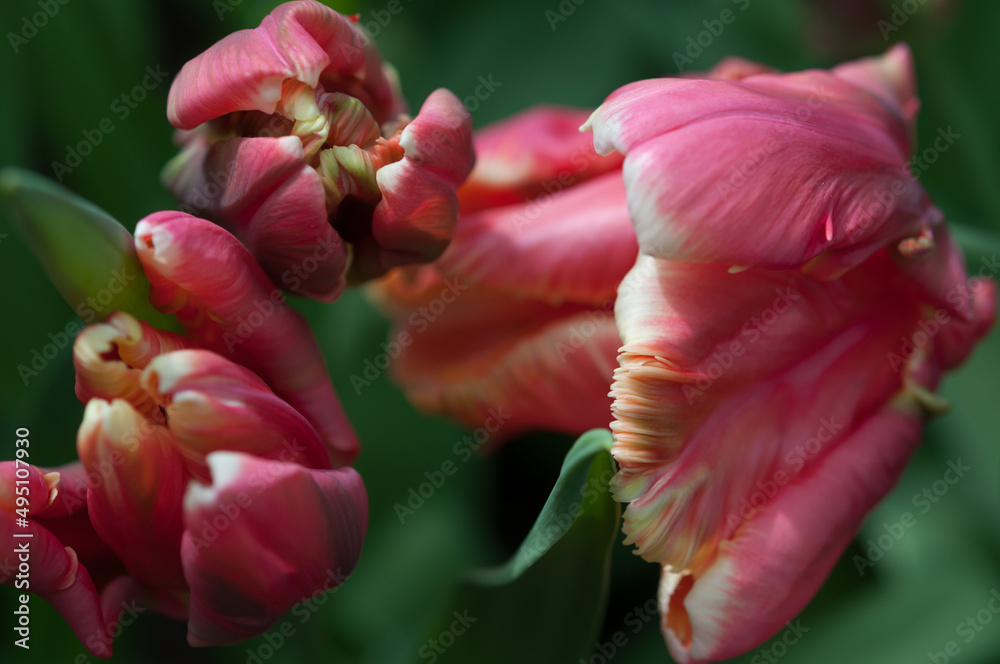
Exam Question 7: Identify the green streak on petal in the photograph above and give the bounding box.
[0,168,181,332]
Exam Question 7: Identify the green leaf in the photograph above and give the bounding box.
[421,429,620,664]
[0,167,179,332]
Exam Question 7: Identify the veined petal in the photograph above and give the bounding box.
[609,252,946,570]
[457,105,623,214]
[135,212,358,465]
[181,452,367,646]
[167,0,403,130]
[658,400,923,663]
[586,47,930,274]
[141,350,331,471]
[77,399,187,592]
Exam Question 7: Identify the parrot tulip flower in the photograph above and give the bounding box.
[164,0,475,301]
[585,43,933,280]
[591,46,998,663]
[0,462,125,658]
[73,316,368,648]
[371,105,631,437]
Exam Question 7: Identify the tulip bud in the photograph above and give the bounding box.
[0,167,179,331]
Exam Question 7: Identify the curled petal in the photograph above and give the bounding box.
[74,311,193,419]
[366,89,475,275]
[77,399,187,591]
[180,452,367,646]
[609,254,931,569]
[167,0,404,130]
[135,212,358,465]
[0,498,110,657]
[141,350,331,471]
[0,461,58,515]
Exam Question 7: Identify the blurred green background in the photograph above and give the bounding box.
[1,0,999,662]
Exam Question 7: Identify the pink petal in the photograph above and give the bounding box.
[457,105,623,214]
[167,0,403,130]
[135,212,359,466]
[76,399,188,592]
[586,47,933,275]
[385,294,621,437]
[74,311,193,420]
[0,497,110,657]
[610,251,994,662]
[830,42,918,137]
[367,89,475,273]
[141,349,331,472]
[0,460,57,515]
[371,171,635,437]
[659,401,924,663]
[180,451,367,646]
[163,136,350,302]
[433,172,635,306]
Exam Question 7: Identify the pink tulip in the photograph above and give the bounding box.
[73,317,368,647]
[371,105,631,437]
[164,0,474,301]
[595,47,997,663]
[585,44,934,279]
[0,462,125,658]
